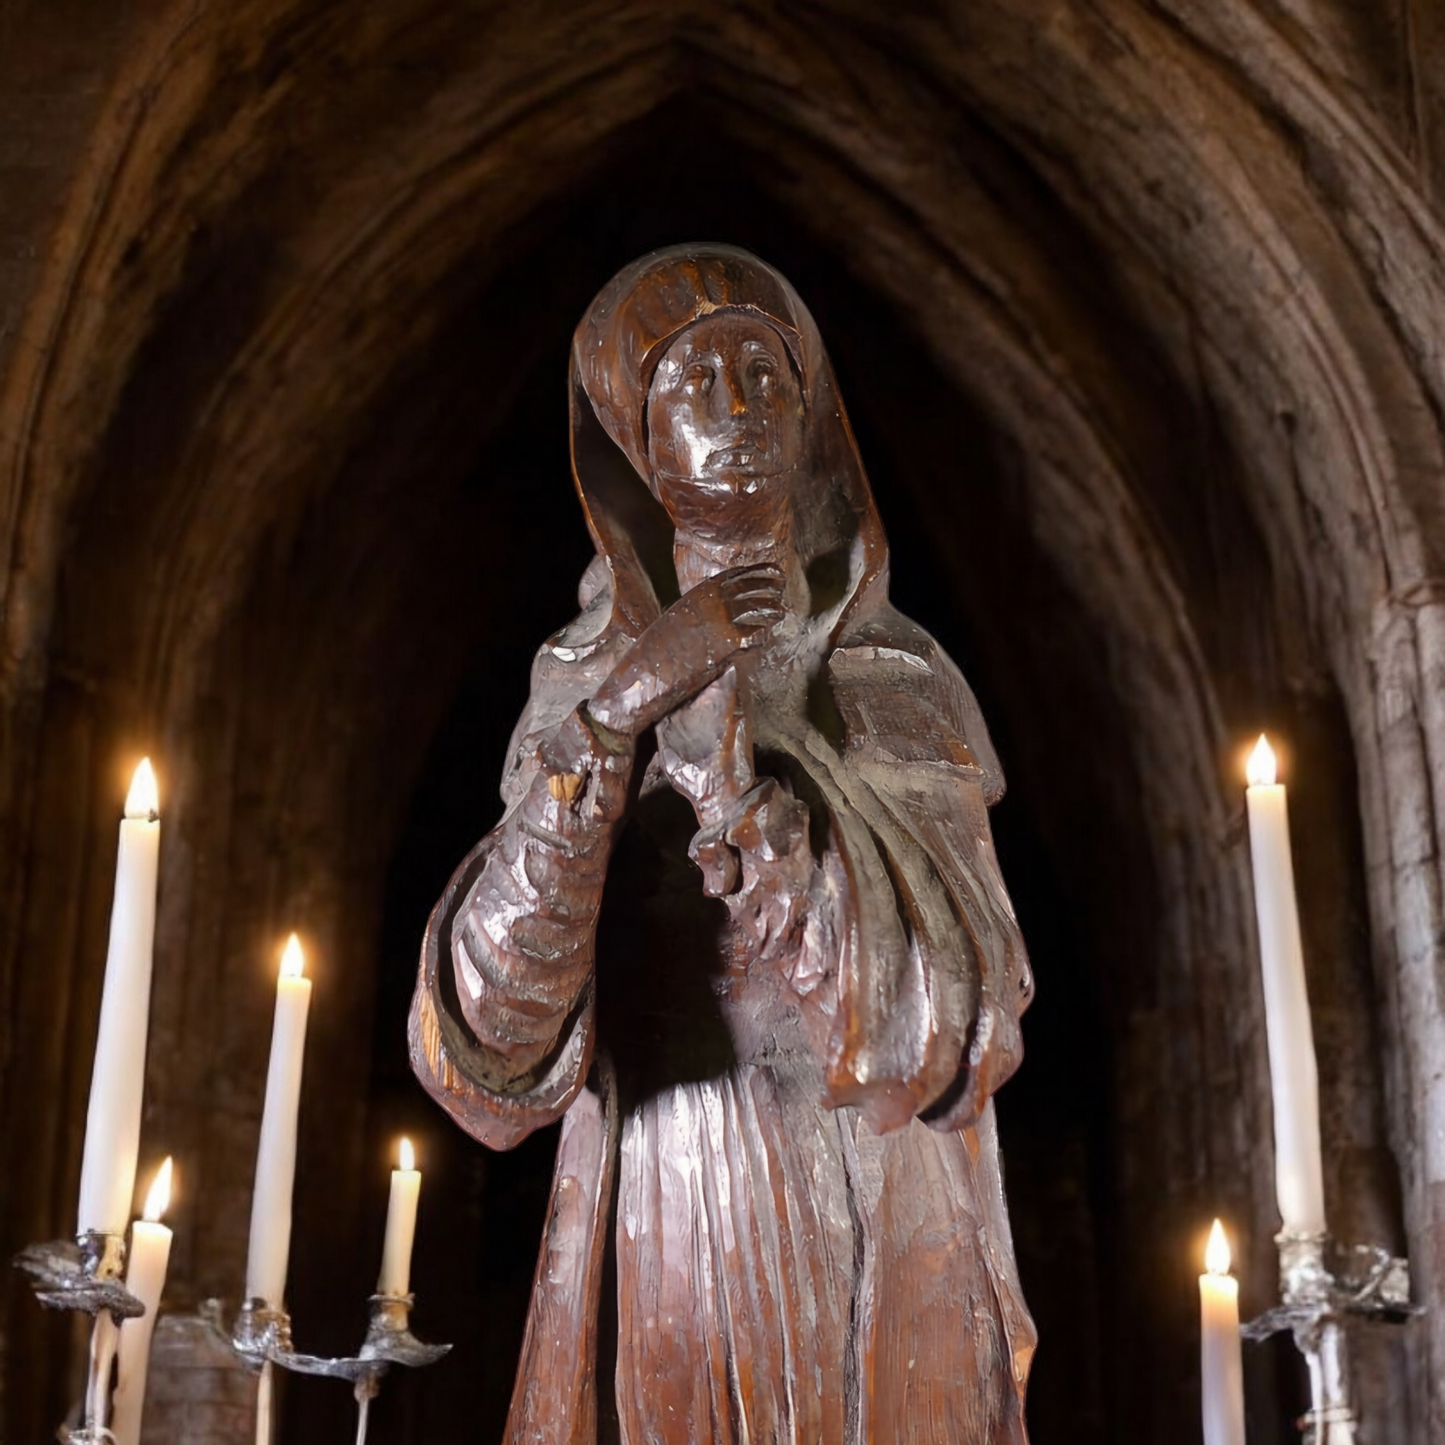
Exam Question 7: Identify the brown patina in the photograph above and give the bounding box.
[410,245,1036,1443]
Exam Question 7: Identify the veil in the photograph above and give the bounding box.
[558,244,1025,1134]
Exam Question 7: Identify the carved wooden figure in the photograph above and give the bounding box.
[410,246,1036,1443]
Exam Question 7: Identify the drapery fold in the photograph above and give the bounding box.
[410,245,1035,1442]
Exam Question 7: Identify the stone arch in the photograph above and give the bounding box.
[1,2,1440,1439]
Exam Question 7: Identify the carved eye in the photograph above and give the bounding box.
[684,364,715,395]
[749,357,776,387]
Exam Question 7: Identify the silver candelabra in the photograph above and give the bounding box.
[15,1234,449,1444]
[232,1292,450,1445]
[1243,1230,1418,1442]
[15,1231,147,1442]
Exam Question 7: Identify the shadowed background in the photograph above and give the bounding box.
[2,2,1443,1440]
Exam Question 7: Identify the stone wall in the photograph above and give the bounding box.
[2,2,1443,1439]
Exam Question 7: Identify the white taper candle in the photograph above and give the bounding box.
[1200,1220,1246,1445]
[245,934,312,1306]
[1244,735,1327,1235]
[78,759,161,1237]
[377,1136,421,1297]
[112,1158,174,1445]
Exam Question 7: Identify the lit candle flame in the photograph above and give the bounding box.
[1205,1218,1232,1276]
[125,758,159,819]
[279,933,305,979]
[143,1156,174,1223]
[1246,734,1277,788]
[399,1136,416,1172]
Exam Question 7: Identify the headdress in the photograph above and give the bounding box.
[568,243,888,640]
[563,246,1020,1132]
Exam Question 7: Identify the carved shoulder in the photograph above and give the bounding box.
[501,561,633,808]
[829,604,1004,803]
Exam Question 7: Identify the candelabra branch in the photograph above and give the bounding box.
[13,1232,148,1444]
[231,1294,450,1445]
[359,1293,452,1370]
[231,1299,294,1364]
[1243,1231,1421,1444]
[15,1234,144,1322]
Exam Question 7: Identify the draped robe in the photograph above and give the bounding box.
[410,246,1036,1443]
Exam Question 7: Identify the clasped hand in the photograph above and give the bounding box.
[587,564,785,738]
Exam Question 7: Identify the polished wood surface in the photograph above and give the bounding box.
[411,245,1035,1442]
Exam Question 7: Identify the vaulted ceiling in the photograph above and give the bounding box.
[3,2,1443,1440]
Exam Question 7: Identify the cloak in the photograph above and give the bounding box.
[411,245,1036,1443]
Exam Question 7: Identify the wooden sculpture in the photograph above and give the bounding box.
[410,245,1036,1443]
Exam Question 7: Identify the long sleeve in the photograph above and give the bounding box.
[410,578,639,1149]
[452,703,633,1078]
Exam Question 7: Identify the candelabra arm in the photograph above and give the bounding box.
[1243,1230,1421,1443]
[13,1232,147,1443]
[15,1234,144,1323]
[359,1293,451,1369]
[229,1289,450,1445]
[231,1298,294,1367]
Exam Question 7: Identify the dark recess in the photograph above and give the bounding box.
[356,121,1124,1444]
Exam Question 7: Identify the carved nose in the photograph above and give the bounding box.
[724,370,747,416]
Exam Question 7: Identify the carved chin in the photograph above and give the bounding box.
[662,469,779,506]
[654,468,797,549]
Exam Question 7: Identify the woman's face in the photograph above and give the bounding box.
[646,315,804,530]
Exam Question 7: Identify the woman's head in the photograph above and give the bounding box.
[645,313,805,539]
[570,245,887,627]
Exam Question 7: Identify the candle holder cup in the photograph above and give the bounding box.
[14,1231,148,1443]
[232,1293,450,1445]
[231,1298,296,1362]
[1243,1230,1419,1444]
